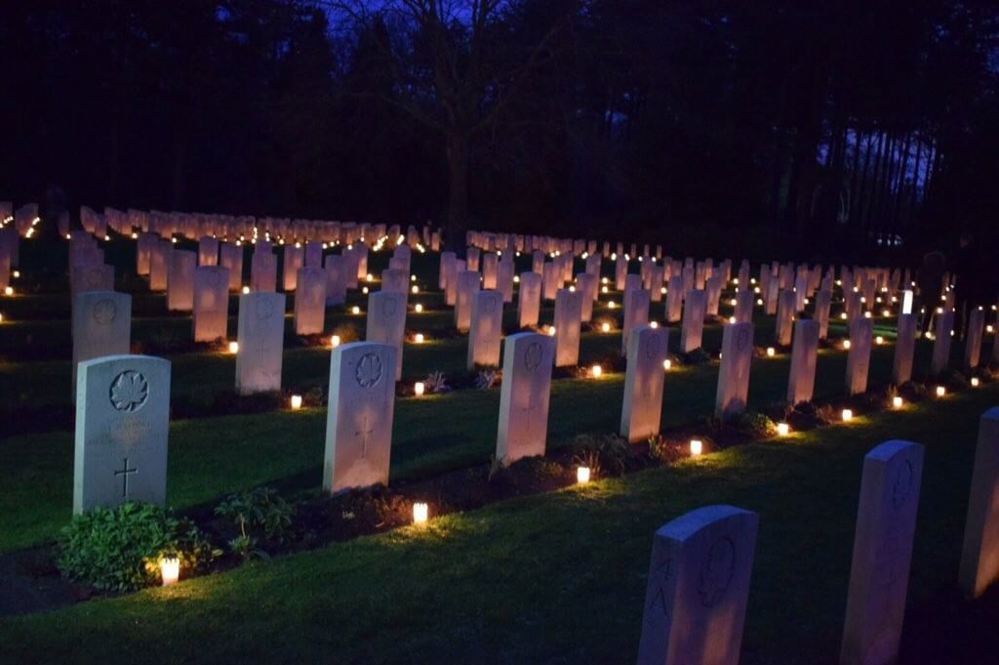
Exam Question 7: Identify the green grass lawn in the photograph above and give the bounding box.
[0,327,938,553]
[0,382,995,664]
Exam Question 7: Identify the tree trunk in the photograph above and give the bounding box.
[445,129,469,255]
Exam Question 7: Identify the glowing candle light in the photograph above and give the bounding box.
[842,409,854,422]
[414,333,425,344]
[662,359,672,371]
[362,287,369,294]
[227,341,239,354]
[411,285,419,294]
[11,270,19,278]
[242,286,250,294]
[971,377,980,387]
[290,395,303,410]
[875,336,884,345]
[3,286,13,296]
[607,301,616,309]
[576,466,591,484]
[352,306,361,315]
[414,381,425,396]
[366,274,373,282]
[690,439,703,457]
[412,502,429,525]
[935,385,946,397]
[840,312,848,320]
[987,325,994,333]
[547,325,557,337]
[728,316,736,324]
[892,396,903,409]
[601,322,611,333]
[330,334,341,348]
[160,558,180,587]
[650,321,659,329]
[776,422,790,437]
[513,275,520,283]
[843,339,851,350]
[756,298,764,306]
[591,364,603,378]
[601,286,609,294]
[766,346,775,357]
[414,303,424,313]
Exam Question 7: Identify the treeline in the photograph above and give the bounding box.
[1,0,996,262]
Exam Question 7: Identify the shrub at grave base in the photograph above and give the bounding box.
[738,411,778,437]
[58,502,215,592]
[570,433,640,477]
[214,488,296,560]
[647,434,686,465]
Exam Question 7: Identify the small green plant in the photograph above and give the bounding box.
[648,435,684,465]
[58,502,215,592]
[732,411,777,438]
[215,487,295,559]
[572,433,637,476]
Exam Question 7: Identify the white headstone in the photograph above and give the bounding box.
[623,288,651,355]
[892,314,916,385]
[366,291,407,380]
[235,293,286,394]
[496,332,555,465]
[787,319,819,405]
[959,407,999,598]
[468,289,504,369]
[637,505,759,665]
[74,355,170,514]
[293,267,327,335]
[454,270,480,333]
[680,289,707,353]
[621,325,668,443]
[554,288,583,367]
[929,309,954,375]
[251,251,277,293]
[72,291,132,392]
[517,271,542,328]
[193,266,230,342]
[846,317,873,395]
[841,440,924,665]
[965,308,985,369]
[166,249,196,312]
[323,342,397,493]
[715,322,754,418]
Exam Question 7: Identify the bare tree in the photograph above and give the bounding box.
[329,0,571,251]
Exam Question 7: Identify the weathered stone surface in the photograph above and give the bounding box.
[787,319,820,405]
[621,325,669,443]
[323,342,398,493]
[637,505,759,665]
[959,408,999,599]
[496,332,555,465]
[841,440,924,665]
[74,355,171,514]
[468,289,504,369]
[715,322,754,418]
[235,293,286,395]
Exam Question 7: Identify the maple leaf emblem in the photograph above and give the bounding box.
[355,353,383,388]
[109,371,149,412]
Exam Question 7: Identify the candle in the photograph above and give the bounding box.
[971,377,980,388]
[591,364,602,378]
[414,303,424,313]
[842,409,853,422]
[766,347,775,357]
[160,558,180,586]
[576,466,591,484]
[892,396,903,409]
[936,385,946,397]
[690,439,703,456]
[414,333,425,344]
[242,286,250,294]
[352,306,361,315]
[227,341,239,354]
[601,322,611,333]
[290,395,303,410]
[776,422,790,437]
[662,359,672,371]
[412,502,429,525]
[330,335,341,348]
[414,381,425,397]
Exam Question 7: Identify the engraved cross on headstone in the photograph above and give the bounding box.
[114,457,137,498]
[355,415,375,458]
